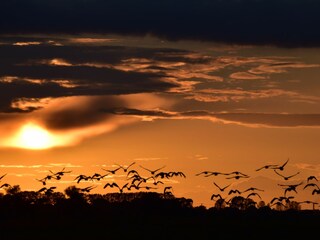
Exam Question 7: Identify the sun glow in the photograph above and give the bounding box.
[14,123,56,150]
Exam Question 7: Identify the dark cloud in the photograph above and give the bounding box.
[113,108,320,127]
[41,96,126,130]
[0,44,188,112]
[1,0,320,47]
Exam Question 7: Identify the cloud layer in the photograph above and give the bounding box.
[1,0,320,47]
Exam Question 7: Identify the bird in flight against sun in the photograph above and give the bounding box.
[213,182,231,192]
[274,170,300,181]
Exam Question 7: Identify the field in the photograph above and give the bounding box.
[0,191,319,239]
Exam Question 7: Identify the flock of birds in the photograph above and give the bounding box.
[0,158,319,210]
[24,162,185,196]
[196,158,320,210]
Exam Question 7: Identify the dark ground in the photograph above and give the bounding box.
[0,192,319,239]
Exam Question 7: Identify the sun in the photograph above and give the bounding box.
[15,123,55,150]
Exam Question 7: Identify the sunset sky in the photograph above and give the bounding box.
[0,0,319,209]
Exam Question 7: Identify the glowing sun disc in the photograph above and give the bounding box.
[15,123,54,149]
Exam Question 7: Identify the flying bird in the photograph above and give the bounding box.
[226,171,249,177]
[246,192,262,199]
[0,173,7,181]
[0,183,11,188]
[210,193,223,200]
[196,171,227,177]
[312,189,320,195]
[303,183,319,190]
[228,189,242,195]
[272,158,289,171]
[74,174,91,184]
[102,166,122,175]
[242,187,264,193]
[79,185,97,193]
[274,170,300,180]
[168,171,186,178]
[226,175,250,180]
[213,182,231,192]
[255,164,279,171]
[115,162,136,173]
[49,168,72,180]
[139,165,166,175]
[104,182,129,193]
[307,175,318,182]
[270,196,294,204]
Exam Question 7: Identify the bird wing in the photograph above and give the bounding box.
[274,170,284,177]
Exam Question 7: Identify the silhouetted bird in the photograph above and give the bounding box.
[226,171,249,177]
[255,164,279,171]
[196,171,227,177]
[79,185,97,193]
[278,182,303,195]
[272,158,289,171]
[38,186,56,194]
[270,196,294,204]
[74,174,91,184]
[115,162,136,173]
[168,171,186,178]
[0,183,11,188]
[0,173,7,181]
[228,189,242,195]
[102,166,122,175]
[90,173,109,181]
[154,172,171,179]
[303,183,319,190]
[49,168,72,180]
[242,187,264,193]
[36,175,57,185]
[246,192,262,199]
[126,169,140,178]
[139,165,166,175]
[226,175,249,180]
[211,193,223,200]
[213,182,231,192]
[164,186,173,195]
[104,182,129,193]
[274,170,300,180]
[312,189,320,195]
[307,175,318,182]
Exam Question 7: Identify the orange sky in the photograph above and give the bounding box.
[0,34,319,209]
